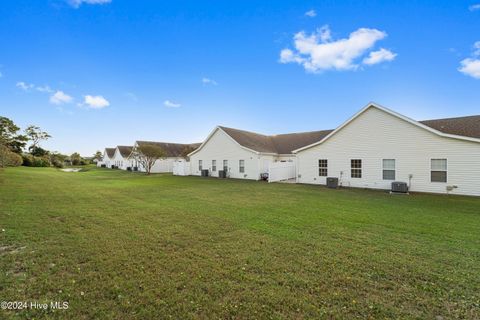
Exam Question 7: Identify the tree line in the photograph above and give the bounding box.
[0,116,101,168]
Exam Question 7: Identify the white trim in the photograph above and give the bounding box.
[293,102,480,153]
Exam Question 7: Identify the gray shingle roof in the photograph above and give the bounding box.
[117,146,133,158]
[421,115,480,139]
[219,126,333,154]
[136,141,201,157]
[105,148,116,158]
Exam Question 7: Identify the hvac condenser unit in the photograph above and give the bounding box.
[391,181,408,193]
[326,177,339,189]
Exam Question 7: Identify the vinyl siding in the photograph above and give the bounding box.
[296,107,480,196]
[190,129,262,180]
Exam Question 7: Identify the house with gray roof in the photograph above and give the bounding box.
[133,141,201,173]
[188,125,331,180]
[294,102,480,196]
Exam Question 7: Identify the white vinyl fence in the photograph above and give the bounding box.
[173,160,191,176]
[268,162,296,183]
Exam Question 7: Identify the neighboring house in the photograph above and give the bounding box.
[133,141,201,173]
[98,147,116,168]
[294,103,480,196]
[111,146,134,170]
[188,126,331,180]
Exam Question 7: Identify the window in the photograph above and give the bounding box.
[199,160,203,171]
[431,159,447,182]
[239,160,245,173]
[212,160,216,172]
[223,160,228,172]
[351,159,362,178]
[318,159,328,177]
[383,159,395,180]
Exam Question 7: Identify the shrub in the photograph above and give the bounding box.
[22,154,51,167]
[0,146,23,167]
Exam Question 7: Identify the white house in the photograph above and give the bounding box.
[111,146,134,170]
[98,147,116,168]
[133,141,200,173]
[188,126,331,180]
[294,103,480,196]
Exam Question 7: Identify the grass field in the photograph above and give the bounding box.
[1,167,479,319]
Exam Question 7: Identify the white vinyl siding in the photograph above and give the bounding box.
[383,159,395,180]
[296,106,480,196]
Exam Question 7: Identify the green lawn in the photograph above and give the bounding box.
[1,167,479,319]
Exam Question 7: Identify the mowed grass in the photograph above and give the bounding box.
[0,167,479,319]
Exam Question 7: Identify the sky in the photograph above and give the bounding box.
[0,0,479,156]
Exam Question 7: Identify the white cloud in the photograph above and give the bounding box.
[202,77,218,85]
[279,25,396,72]
[83,95,110,109]
[50,91,73,105]
[68,0,111,8]
[458,41,480,79]
[459,59,480,79]
[363,48,397,65]
[16,81,34,91]
[164,100,181,108]
[36,85,54,93]
[305,10,316,17]
[474,41,480,56]
[469,4,480,11]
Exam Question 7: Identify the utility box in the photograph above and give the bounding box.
[391,181,408,193]
[326,177,339,189]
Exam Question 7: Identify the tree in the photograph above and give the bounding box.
[0,116,28,153]
[181,145,197,160]
[133,143,166,175]
[25,125,51,151]
[93,151,103,161]
[70,152,81,166]
[0,144,22,167]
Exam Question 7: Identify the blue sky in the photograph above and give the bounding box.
[0,0,479,155]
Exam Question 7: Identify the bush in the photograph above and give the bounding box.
[21,154,34,166]
[22,154,51,167]
[0,146,23,167]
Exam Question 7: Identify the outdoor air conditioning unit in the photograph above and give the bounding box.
[201,169,209,177]
[133,166,138,171]
[127,167,132,171]
[218,170,226,178]
[101,164,106,168]
[111,165,115,169]
[326,177,339,189]
[391,181,408,194]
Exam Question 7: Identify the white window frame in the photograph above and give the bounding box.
[199,160,203,171]
[318,159,328,177]
[239,160,245,173]
[212,160,216,172]
[431,159,447,183]
[351,159,362,178]
[382,159,396,180]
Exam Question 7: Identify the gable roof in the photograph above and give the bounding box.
[135,141,201,157]
[190,126,334,156]
[105,148,116,158]
[420,115,480,139]
[116,146,133,158]
[293,102,480,153]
